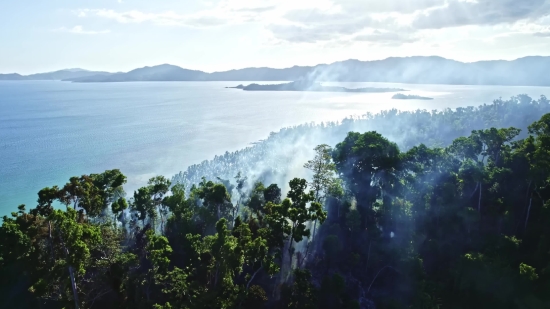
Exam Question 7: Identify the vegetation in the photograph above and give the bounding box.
[2,95,550,308]
[392,93,433,100]
[227,81,406,93]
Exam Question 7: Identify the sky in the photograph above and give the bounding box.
[2,0,550,74]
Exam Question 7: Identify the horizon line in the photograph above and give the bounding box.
[2,54,548,76]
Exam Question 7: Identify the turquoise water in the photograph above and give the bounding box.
[1,80,549,215]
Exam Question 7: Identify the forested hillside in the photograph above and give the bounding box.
[2,95,550,309]
[174,95,549,192]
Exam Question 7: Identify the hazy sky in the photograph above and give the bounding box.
[3,0,550,74]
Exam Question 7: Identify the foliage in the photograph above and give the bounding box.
[4,98,550,308]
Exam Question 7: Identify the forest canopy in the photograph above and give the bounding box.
[2,95,550,309]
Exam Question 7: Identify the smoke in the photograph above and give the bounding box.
[172,94,550,203]
[168,94,550,297]
[281,57,550,86]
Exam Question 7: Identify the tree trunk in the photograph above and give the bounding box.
[246,264,263,290]
[159,207,164,233]
[522,181,532,227]
[48,221,55,260]
[121,209,126,230]
[469,182,479,198]
[288,238,294,268]
[478,183,482,212]
[145,284,151,302]
[214,263,220,288]
[367,266,398,294]
[365,242,371,278]
[300,241,310,268]
[68,266,79,309]
[233,196,242,227]
[311,220,318,245]
[59,232,79,309]
[525,195,533,231]
[238,264,264,309]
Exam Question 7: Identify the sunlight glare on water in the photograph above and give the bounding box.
[0,80,548,214]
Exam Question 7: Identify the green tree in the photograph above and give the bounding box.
[132,186,154,227]
[304,144,337,203]
[304,144,338,250]
[111,197,128,226]
[264,184,282,204]
[148,176,171,232]
[286,269,317,309]
[333,131,400,229]
[322,235,342,269]
[285,178,327,267]
[233,172,248,224]
[90,169,127,213]
[196,178,232,232]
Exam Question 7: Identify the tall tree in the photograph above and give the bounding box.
[333,131,400,229]
[132,187,154,227]
[111,197,128,227]
[304,144,337,203]
[148,176,171,233]
[285,178,326,267]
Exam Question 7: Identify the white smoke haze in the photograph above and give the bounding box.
[172,94,550,203]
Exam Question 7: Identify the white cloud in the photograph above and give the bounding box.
[75,1,279,28]
[354,30,418,45]
[76,8,246,27]
[412,0,549,29]
[73,0,550,47]
[56,25,110,35]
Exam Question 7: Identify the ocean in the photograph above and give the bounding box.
[1,80,549,215]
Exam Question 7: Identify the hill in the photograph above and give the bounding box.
[0,73,27,80]
[5,56,550,86]
[27,69,112,80]
[66,56,550,86]
[0,69,112,81]
[67,64,208,82]
[227,81,406,92]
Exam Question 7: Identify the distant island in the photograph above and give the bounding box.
[392,93,434,100]
[0,69,112,81]
[4,56,550,86]
[227,81,406,93]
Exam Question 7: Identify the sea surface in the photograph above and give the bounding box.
[1,80,549,215]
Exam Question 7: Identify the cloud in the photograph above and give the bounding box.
[332,0,443,14]
[354,30,417,45]
[76,8,250,27]
[73,0,550,47]
[82,9,186,26]
[268,0,550,46]
[56,25,110,35]
[412,0,549,29]
[267,5,419,44]
[74,1,277,28]
[233,6,276,13]
[266,24,343,43]
[267,9,375,43]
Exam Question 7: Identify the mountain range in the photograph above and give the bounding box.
[0,68,112,81]
[3,56,550,86]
